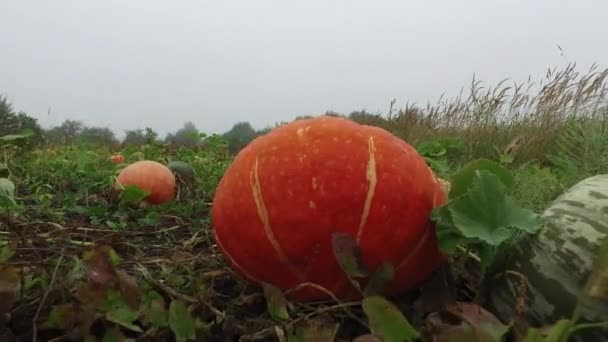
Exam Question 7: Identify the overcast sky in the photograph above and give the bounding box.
[1,0,607,138]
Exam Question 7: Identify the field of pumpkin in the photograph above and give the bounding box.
[1,114,607,342]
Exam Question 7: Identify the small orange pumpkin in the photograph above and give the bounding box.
[110,154,125,164]
[114,160,176,204]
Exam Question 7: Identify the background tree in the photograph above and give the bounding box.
[1,94,44,146]
[44,120,85,145]
[222,121,258,154]
[79,127,119,146]
[166,121,201,147]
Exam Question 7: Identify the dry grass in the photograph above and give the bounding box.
[377,62,608,163]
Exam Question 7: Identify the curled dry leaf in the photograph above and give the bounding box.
[83,245,120,288]
[424,301,510,342]
[286,314,339,342]
[331,232,370,279]
[117,270,141,310]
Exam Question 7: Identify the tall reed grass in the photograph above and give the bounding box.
[381,62,608,164]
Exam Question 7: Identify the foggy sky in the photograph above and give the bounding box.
[1,0,607,138]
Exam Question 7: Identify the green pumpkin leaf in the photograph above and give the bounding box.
[262,282,290,321]
[449,159,514,199]
[168,299,196,341]
[362,296,420,342]
[106,305,142,333]
[364,262,394,297]
[118,185,150,205]
[434,170,542,254]
[141,289,168,328]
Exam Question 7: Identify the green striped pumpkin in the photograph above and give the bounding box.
[488,174,608,338]
[167,160,195,183]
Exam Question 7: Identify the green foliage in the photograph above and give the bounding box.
[262,282,290,321]
[548,119,608,187]
[433,161,542,274]
[222,121,259,154]
[511,162,562,212]
[0,178,15,205]
[362,296,420,342]
[415,137,466,177]
[168,299,196,341]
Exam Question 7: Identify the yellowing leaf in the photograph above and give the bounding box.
[287,316,339,342]
[262,282,290,321]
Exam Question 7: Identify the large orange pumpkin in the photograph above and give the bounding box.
[114,160,176,204]
[211,116,447,302]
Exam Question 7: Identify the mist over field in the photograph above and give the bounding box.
[1,0,607,138]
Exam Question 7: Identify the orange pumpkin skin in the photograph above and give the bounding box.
[211,116,447,302]
[114,160,176,204]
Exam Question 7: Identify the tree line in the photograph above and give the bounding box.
[1,94,395,155]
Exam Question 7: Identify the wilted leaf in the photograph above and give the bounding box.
[287,316,339,342]
[83,245,119,287]
[262,282,290,321]
[362,296,420,342]
[117,271,141,310]
[364,262,394,297]
[331,232,369,279]
[433,170,542,253]
[449,159,513,199]
[434,302,511,342]
[74,282,110,308]
[169,299,196,341]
